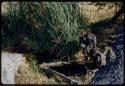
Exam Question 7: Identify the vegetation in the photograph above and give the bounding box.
[2,2,82,60]
[15,54,58,84]
[2,1,123,84]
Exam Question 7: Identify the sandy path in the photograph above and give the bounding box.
[1,51,25,84]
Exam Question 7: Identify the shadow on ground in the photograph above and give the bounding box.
[49,62,99,76]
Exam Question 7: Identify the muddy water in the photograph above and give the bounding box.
[49,62,99,76]
[50,63,87,76]
[91,25,124,85]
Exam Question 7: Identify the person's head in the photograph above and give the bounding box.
[86,29,91,34]
[80,30,86,37]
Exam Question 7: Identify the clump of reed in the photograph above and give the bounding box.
[2,2,83,59]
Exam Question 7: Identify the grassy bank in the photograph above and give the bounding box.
[15,54,58,84]
[2,2,83,60]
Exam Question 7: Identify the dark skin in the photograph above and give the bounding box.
[89,49,101,68]
[80,30,97,64]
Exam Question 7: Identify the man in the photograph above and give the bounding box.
[88,49,102,68]
[80,30,87,55]
[86,30,97,52]
[80,29,97,64]
[80,30,88,63]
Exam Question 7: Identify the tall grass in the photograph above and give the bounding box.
[44,2,81,58]
[2,2,82,60]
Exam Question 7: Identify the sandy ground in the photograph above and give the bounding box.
[1,51,25,84]
[2,2,118,23]
[15,59,56,84]
[1,51,57,84]
[1,2,9,15]
[1,50,97,84]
